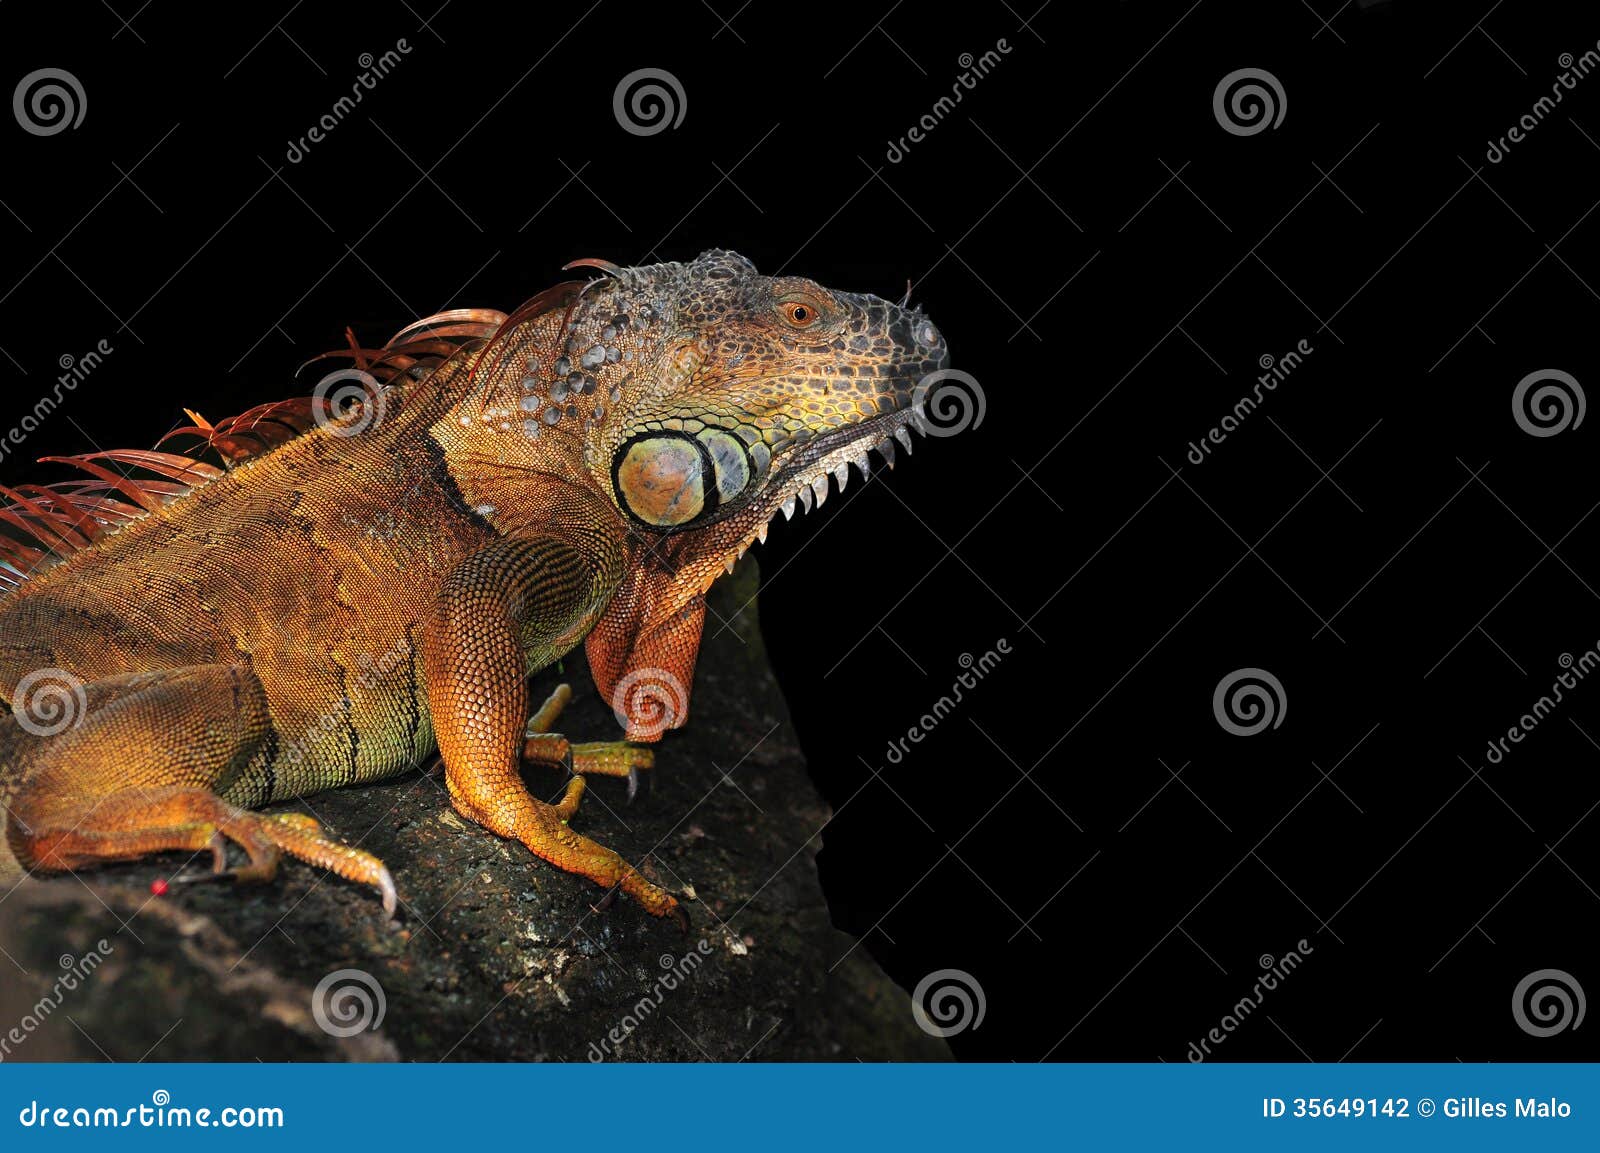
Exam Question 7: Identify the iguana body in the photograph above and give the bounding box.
[0,251,947,925]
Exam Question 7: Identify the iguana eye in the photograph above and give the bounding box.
[781,300,821,328]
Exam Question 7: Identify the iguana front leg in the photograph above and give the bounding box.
[421,537,683,926]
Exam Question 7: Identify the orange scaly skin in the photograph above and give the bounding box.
[0,250,949,925]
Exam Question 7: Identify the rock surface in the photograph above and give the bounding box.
[0,562,946,1062]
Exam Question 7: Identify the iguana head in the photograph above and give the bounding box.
[442,249,950,738]
[576,249,947,585]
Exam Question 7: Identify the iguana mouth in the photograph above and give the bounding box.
[714,405,926,574]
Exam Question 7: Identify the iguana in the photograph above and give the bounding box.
[0,250,947,927]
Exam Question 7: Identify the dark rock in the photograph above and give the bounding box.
[0,561,946,1062]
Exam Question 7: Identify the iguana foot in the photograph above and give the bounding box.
[223,809,398,918]
[449,772,685,930]
[523,683,656,802]
[18,788,395,916]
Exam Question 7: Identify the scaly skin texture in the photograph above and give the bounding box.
[0,250,948,925]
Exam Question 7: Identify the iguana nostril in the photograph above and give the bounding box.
[888,308,941,351]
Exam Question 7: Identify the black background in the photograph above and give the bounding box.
[3,0,1599,1061]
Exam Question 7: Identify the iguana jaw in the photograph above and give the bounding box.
[702,404,926,581]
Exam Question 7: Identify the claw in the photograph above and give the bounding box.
[170,868,239,888]
[376,865,398,918]
[591,882,622,913]
[626,766,640,805]
[526,684,573,736]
